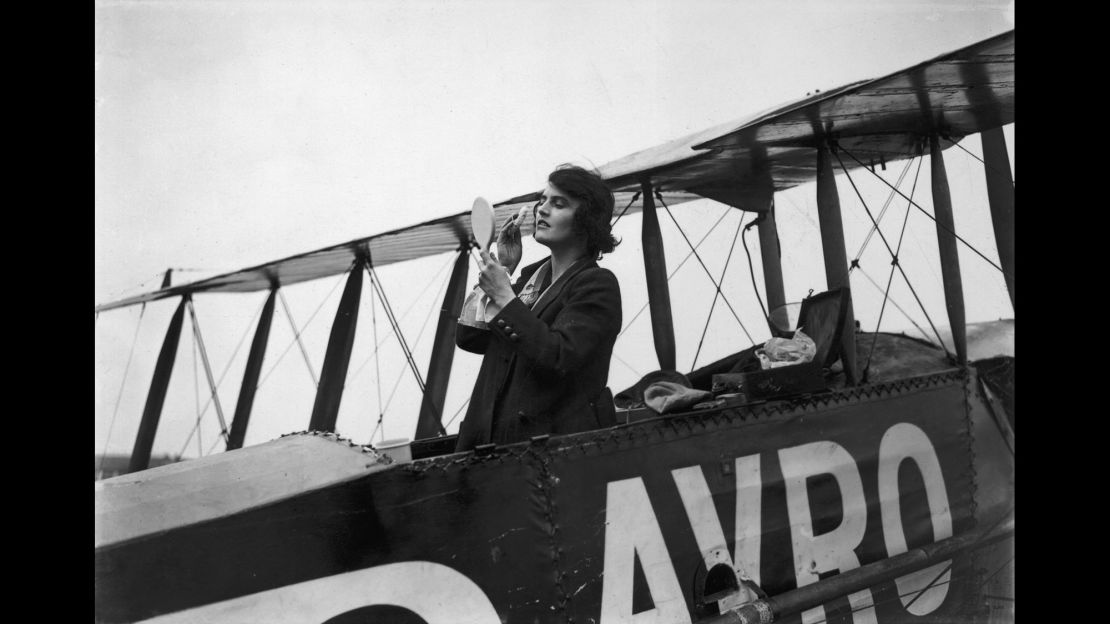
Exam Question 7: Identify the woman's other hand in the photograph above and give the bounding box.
[496,206,529,274]
[478,249,516,313]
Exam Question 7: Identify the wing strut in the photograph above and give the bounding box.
[415,247,469,440]
[308,259,364,432]
[128,296,187,473]
[928,135,968,365]
[640,178,676,371]
[227,287,277,450]
[816,145,860,384]
[981,127,1015,310]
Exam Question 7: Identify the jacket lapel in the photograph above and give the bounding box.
[531,258,596,318]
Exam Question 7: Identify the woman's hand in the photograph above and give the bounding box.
[495,206,529,275]
[478,248,516,313]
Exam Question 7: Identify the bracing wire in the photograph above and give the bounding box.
[369,267,385,443]
[185,300,230,443]
[610,191,641,228]
[177,295,266,457]
[279,290,321,388]
[191,324,203,457]
[612,352,644,379]
[364,257,452,442]
[833,152,951,359]
[865,154,925,374]
[257,271,347,388]
[618,205,732,338]
[367,265,426,392]
[443,397,471,430]
[349,252,456,379]
[856,267,932,343]
[658,195,754,344]
[377,275,445,416]
[98,303,147,476]
[692,211,747,369]
[941,135,1016,185]
[851,157,915,265]
[840,147,1008,278]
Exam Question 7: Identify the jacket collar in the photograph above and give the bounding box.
[530,256,596,317]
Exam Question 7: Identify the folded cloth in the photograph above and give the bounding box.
[643,381,714,414]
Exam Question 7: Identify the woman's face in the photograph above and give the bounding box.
[533,182,582,250]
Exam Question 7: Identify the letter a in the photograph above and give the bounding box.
[600,477,691,624]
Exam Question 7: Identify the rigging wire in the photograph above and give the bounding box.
[851,157,916,264]
[617,205,732,339]
[185,299,230,444]
[611,352,644,379]
[349,252,456,379]
[177,295,266,457]
[855,267,932,343]
[840,147,1009,278]
[377,274,444,416]
[740,212,768,326]
[279,290,321,388]
[864,154,925,375]
[692,211,747,369]
[367,265,426,392]
[443,397,471,430]
[369,266,385,443]
[363,256,452,443]
[941,135,1016,186]
[191,324,203,457]
[98,303,147,476]
[610,191,641,228]
[257,271,347,388]
[833,151,952,359]
[657,195,754,344]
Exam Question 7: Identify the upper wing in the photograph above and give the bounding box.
[96,30,1013,312]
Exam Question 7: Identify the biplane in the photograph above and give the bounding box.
[94,29,1014,624]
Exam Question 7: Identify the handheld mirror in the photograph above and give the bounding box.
[471,196,496,254]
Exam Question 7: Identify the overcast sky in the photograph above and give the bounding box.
[95,0,1015,460]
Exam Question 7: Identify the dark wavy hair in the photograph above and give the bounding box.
[545,164,620,259]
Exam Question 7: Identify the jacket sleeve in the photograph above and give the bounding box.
[488,268,622,376]
[455,322,491,354]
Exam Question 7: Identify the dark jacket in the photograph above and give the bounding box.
[455,257,621,451]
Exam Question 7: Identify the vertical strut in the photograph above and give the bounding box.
[309,258,365,432]
[757,198,787,333]
[227,287,278,450]
[816,145,860,384]
[980,127,1015,310]
[415,248,469,439]
[929,135,968,365]
[128,297,187,473]
[640,178,676,370]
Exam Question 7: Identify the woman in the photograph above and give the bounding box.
[455,165,622,451]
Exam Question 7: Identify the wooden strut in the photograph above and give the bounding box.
[757,198,787,333]
[816,145,860,384]
[227,288,278,450]
[929,134,968,365]
[702,518,1014,624]
[640,177,677,371]
[980,127,1015,311]
[415,247,469,439]
[308,257,365,432]
[128,297,187,473]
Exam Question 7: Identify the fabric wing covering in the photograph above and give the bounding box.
[96,30,1012,313]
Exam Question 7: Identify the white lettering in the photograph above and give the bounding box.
[779,441,877,624]
[878,423,953,615]
[672,456,761,610]
[136,561,500,624]
[600,477,691,624]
